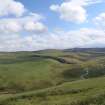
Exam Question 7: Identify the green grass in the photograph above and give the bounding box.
[0,49,105,104]
[1,76,105,105]
[0,59,64,91]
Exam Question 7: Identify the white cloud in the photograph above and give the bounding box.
[50,3,86,23]
[64,0,103,6]
[0,13,47,33]
[93,12,105,30]
[0,0,26,17]
[0,20,22,33]
[50,0,103,23]
[0,28,105,51]
[24,21,47,32]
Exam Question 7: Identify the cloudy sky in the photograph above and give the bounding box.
[0,0,105,51]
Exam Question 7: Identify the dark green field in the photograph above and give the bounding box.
[0,48,105,105]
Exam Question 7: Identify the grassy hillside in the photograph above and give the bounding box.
[1,76,105,105]
[0,48,105,104]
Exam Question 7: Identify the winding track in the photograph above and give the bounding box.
[81,68,89,79]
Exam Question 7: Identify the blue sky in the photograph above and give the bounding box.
[16,0,105,30]
[0,0,105,51]
[16,0,63,30]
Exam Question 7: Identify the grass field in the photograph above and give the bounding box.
[0,48,105,105]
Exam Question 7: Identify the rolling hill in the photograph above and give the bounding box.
[0,48,105,105]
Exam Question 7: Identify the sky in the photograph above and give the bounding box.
[0,0,105,51]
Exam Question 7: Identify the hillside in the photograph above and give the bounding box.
[0,48,105,104]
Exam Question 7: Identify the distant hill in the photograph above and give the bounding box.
[64,48,105,53]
